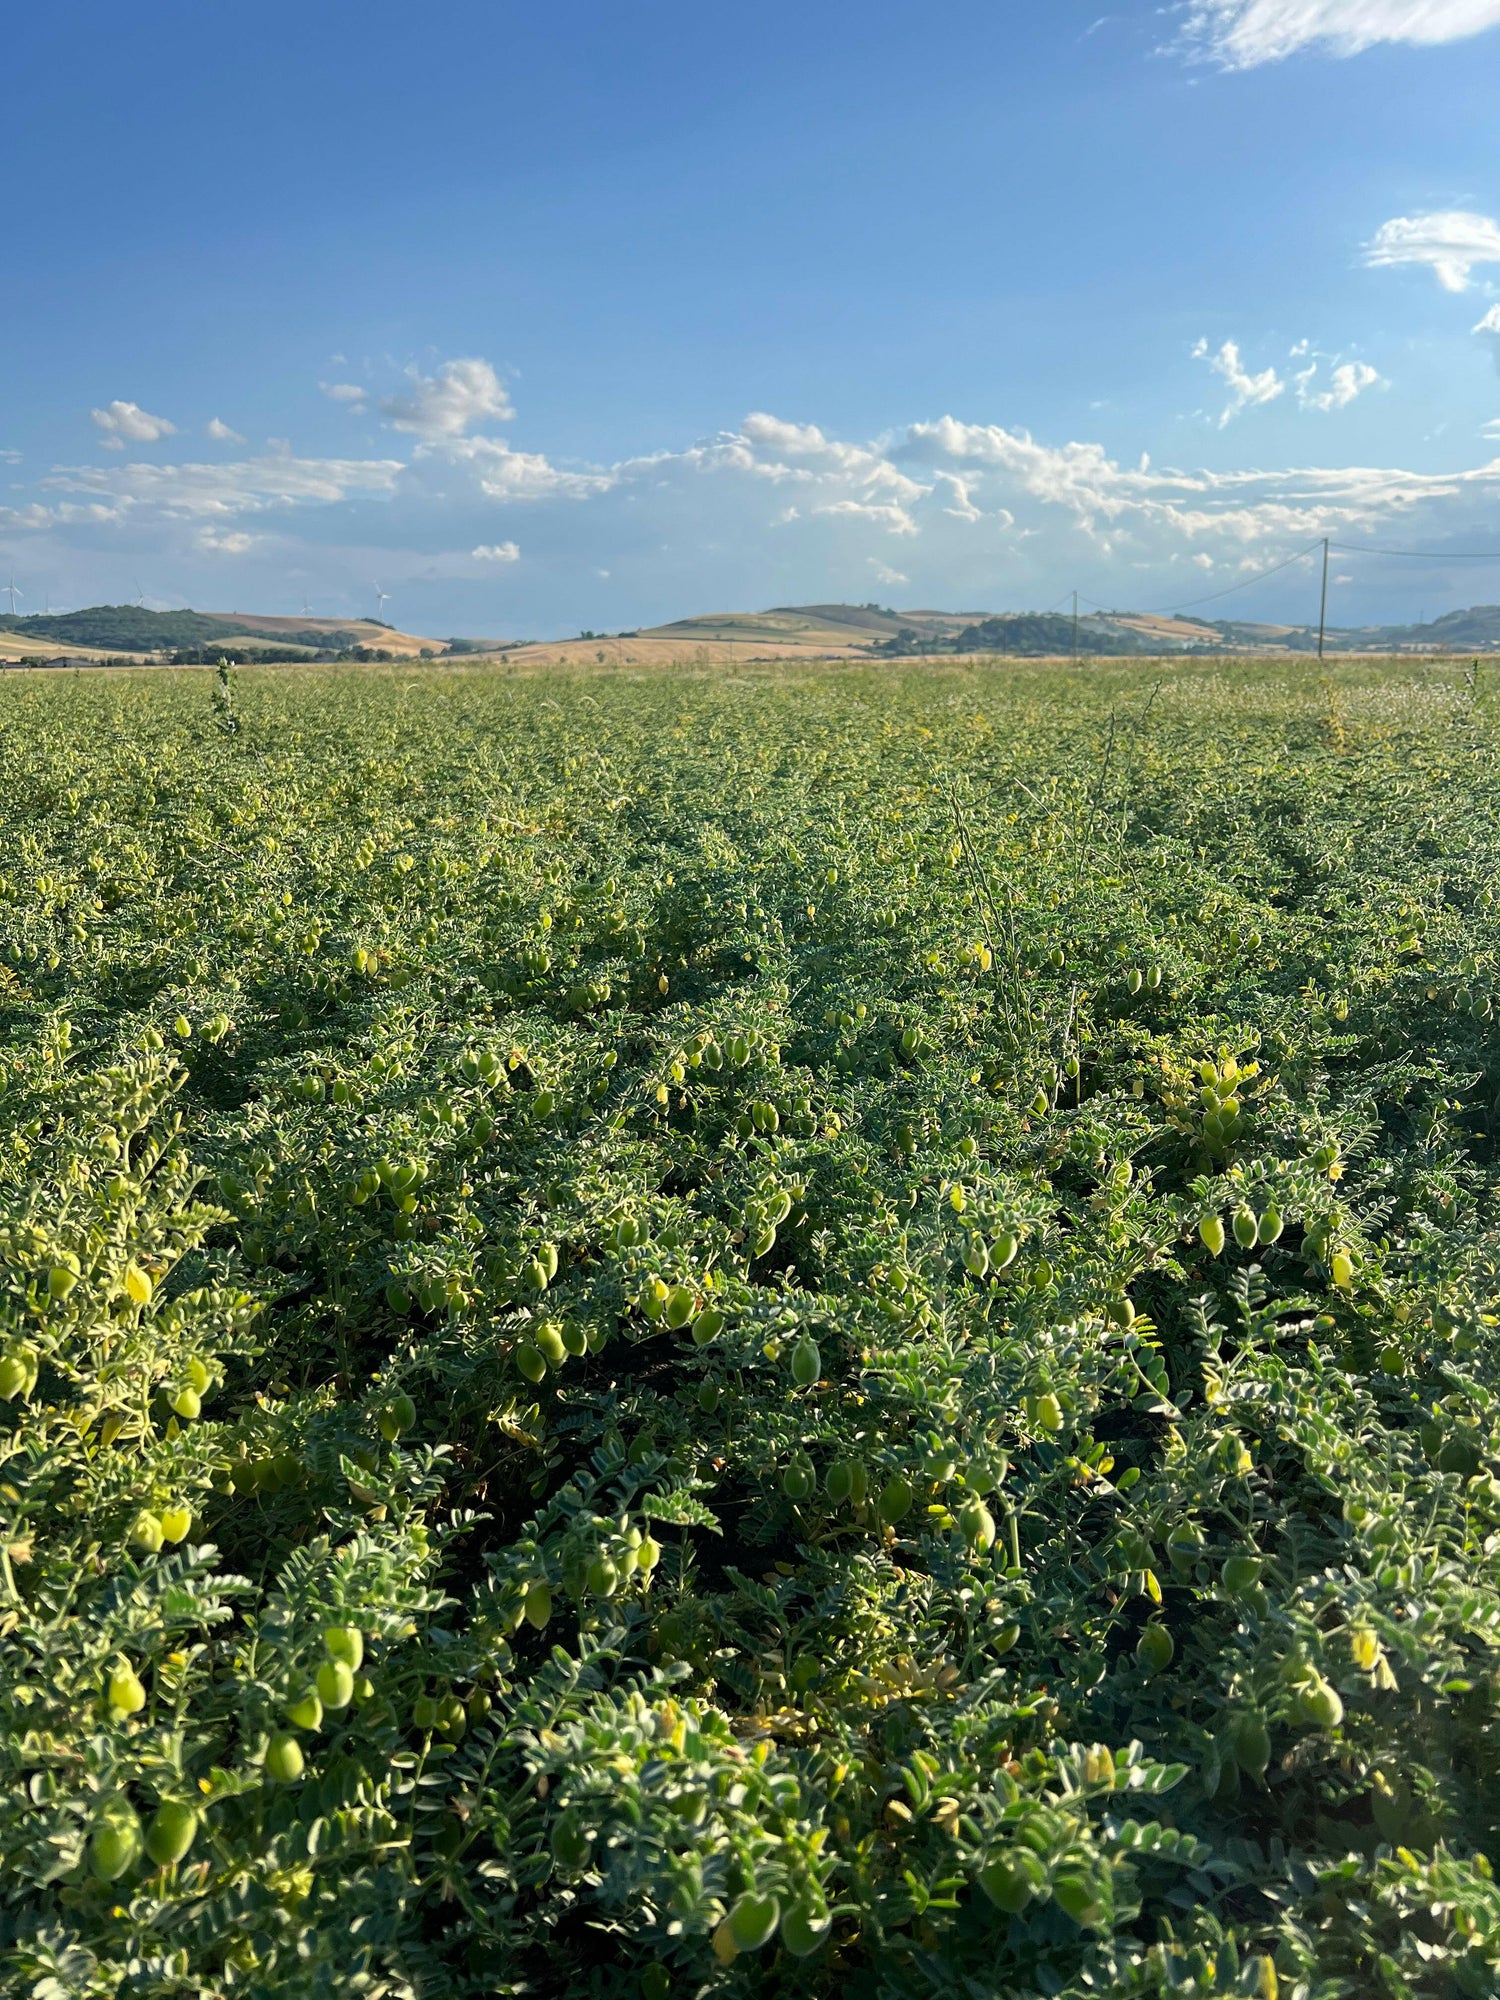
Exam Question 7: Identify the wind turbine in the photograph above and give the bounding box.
[133,578,146,609]
[3,577,19,616]
[373,580,391,622]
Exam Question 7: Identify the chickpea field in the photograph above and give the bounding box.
[8,655,1500,2000]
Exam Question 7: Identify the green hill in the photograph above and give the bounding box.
[0,606,419,657]
[12,598,1500,667]
[0,606,362,654]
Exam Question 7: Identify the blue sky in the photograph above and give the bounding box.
[5,0,1500,637]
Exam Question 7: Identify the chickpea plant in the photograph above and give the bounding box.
[3,652,1500,1999]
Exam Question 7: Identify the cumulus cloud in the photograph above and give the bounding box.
[736,413,928,502]
[934,472,983,521]
[0,499,125,531]
[1364,211,1500,292]
[320,382,368,407]
[206,418,245,443]
[43,452,404,519]
[1192,339,1286,425]
[1474,304,1500,372]
[38,408,1500,580]
[1198,338,1384,427]
[813,499,919,535]
[438,436,612,502]
[892,413,1500,564]
[1177,0,1500,68]
[19,367,1500,628]
[1297,359,1384,410]
[378,359,512,438]
[90,400,177,448]
[740,412,874,472]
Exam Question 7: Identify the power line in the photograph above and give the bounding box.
[1031,534,1495,639]
[1330,541,1500,560]
[1042,548,1322,623]
[1086,537,1499,626]
[1129,540,1325,616]
[1317,536,1329,661]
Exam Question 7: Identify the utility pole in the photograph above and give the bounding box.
[1316,538,1329,660]
[1071,590,1079,661]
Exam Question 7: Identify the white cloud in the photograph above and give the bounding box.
[0,499,125,531]
[20,362,1500,629]
[426,434,614,502]
[736,413,928,502]
[1205,340,1382,425]
[1298,359,1384,410]
[206,418,246,443]
[1177,0,1500,68]
[740,412,873,472]
[934,471,983,521]
[321,382,368,407]
[894,413,1500,561]
[1192,338,1285,425]
[90,400,177,449]
[378,358,512,439]
[43,452,404,519]
[1365,211,1500,292]
[1474,304,1500,372]
[813,499,919,535]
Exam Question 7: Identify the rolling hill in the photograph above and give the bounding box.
[5,599,1500,671]
[0,606,449,661]
[635,602,1500,659]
